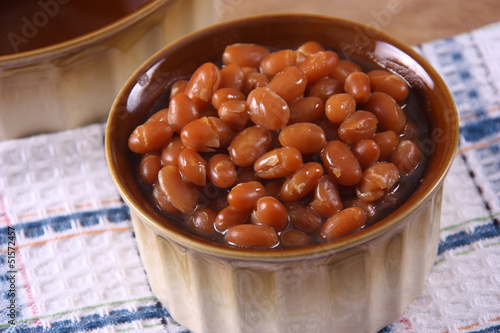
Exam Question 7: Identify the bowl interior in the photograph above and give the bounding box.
[106,14,459,260]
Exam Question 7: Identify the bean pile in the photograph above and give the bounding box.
[128,41,428,249]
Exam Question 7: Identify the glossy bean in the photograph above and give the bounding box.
[309,175,343,217]
[338,110,378,145]
[260,49,298,77]
[205,116,237,148]
[161,136,184,166]
[330,59,361,82]
[278,122,326,154]
[184,62,221,111]
[211,87,246,111]
[325,93,356,124]
[373,130,399,160]
[368,69,409,103]
[251,196,288,231]
[319,207,367,242]
[344,71,371,104]
[170,79,187,98]
[308,77,344,103]
[152,183,180,215]
[279,229,311,248]
[352,139,381,170]
[356,162,400,202]
[390,139,423,176]
[242,71,269,95]
[298,50,339,84]
[364,92,406,132]
[254,147,303,179]
[225,224,278,249]
[219,63,245,90]
[320,140,362,186]
[297,41,325,55]
[222,43,270,68]
[177,147,206,186]
[227,181,266,211]
[147,107,169,123]
[157,165,198,213]
[180,117,220,152]
[280,162,324,202]
[218,100,249,128]
[267,66,307,103]
[168,92,199,133]
[187,207,217,236]
[206,154,237,188]
[128,121,174,154]
[289,96,325,124]
[214,205,250,232]
[228,125,272,167]
[286,202,322,234]
[247,87,290,130]
[138,152,162,185]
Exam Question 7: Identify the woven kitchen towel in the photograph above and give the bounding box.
[1,22,500,333]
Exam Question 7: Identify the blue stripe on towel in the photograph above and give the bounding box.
[438,221,500,255]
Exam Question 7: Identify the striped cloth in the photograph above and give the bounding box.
[1,22,500,333]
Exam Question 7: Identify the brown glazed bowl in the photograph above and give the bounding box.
[0,0,197,141]
[106,14,458,333]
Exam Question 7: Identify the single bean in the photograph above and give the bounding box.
[211,87,246,111]
[278,122,326,154]
[286,202,322,234]
[367,69,409,103]
[309,175,343,217]
[152,183,180,215]
[222,43,270,68]
[247,87,290,130]
[168,92,199,133]
[280,229,311,248]
[225,224,278,249]
[177,147,206,186]
[242,71,269,95]
[251,196,288,231]
[320,140,362,186]
[364,92,406,132]
[356,162,400,202]
[254,147,303,179]
[206,116,237,148]
[319,207,367,242]
[206,154,237,188]
[338,110,378,145]
[187,207,217,236]
[308,77,344,103]
[330,59,361,82]
[260,49,298,77]
[373,130,399,160]
[325,93,356,124]
[170,79,187,98]
[280,162,324,202]
[344,71,371,104]
[298,50,339,84]
[352,139,381,170]
[400,122,419,140]
[390,140,423,176]
[218,100,249,128]
[180,117,220,152]
[161,136,184,166]
[184,62,221,111]
[343,197,377,221]
[266,66,307,103]
[138,152,162,185]
[157,165,198,213]
[297,41,325,55]
[289,96,325,124]
[227,181,266,211]
[128,121,174,154]
[219,63,245,90]
[214,205,250,232]
[228,125,272,167]
[147,108,169,123]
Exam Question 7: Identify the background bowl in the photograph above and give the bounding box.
[0,0,202,141]
[106,14,459,333]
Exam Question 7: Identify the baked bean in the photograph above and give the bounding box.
[330,59,361,82]
[390,139,423,176]
[338,110,378,145]
[225,224,278,249]
[187,207,217,236]
[343,198,377,221]
[128,121,174,154]
[180,117,220,152]
[206,154,237,188]
[352,139,380,170]
[247,87,290,130]
[152,183,180,215]
[264,180,283,198]
[254,147,303,179]
[308,77,344,103]
[242,71,269,95]
[316,117,340,141]
[228,125,272,167]
[177,147,206,186]
[321,140,362,186]
[400,122,419,140]
[168,93,199,133]
[289,96,325,124]
[219,63,245,90]
[170,79,187,98]
[139,152,162,185]
[298,50,339,84]
[161,136,184,166]
[280,162,324,202]
[297,41,325,55]
[364,92,406,132]
[367,69,409,103]
[319,207,366,242]
[266,66,307,103]
[214,205,250,232]
[222,43,270,68]
[325,93,356,124]
[260,49,298,77]
[278,122,326,154]
[251,196,288,231]
[356,162,399,202]
[218,100,249,128]
[147,108,169,123]
[206,116,237,148]
[280,229,311,248]
[309,175,343,217]
[373,130,399,160]
[184,62,221,111]
[212,87,246,111]
[344,71,371,104]
[227,181,266,211]
[158,165,198,213]
[286,202,322,234]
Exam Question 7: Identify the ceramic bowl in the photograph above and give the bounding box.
[105,14,459,333]
[0,0,199,141]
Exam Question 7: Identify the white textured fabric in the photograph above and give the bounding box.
[1,22,500,333]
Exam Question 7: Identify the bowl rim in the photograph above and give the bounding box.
[106,13,459,262]
[0,0,173,66]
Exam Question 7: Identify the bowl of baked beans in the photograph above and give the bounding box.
[106,14,458,333]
